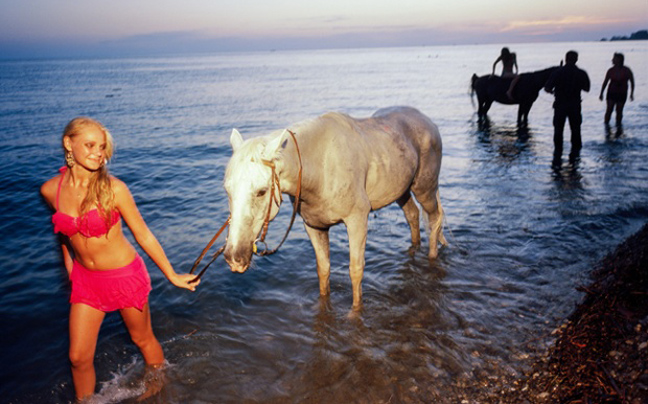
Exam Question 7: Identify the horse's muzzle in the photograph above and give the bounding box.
[224,244,251,273]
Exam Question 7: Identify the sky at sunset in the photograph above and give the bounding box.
[1,0,646,58]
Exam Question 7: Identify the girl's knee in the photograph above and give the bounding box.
[69,349,94,370]
[127,329,160,358]
[132,334,165,365]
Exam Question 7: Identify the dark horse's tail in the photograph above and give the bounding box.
[471,74,479,91]
[470,73,479,108]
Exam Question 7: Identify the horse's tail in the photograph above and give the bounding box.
[470,74,479,108]
[471,74,479,93]
[433,189,448,246]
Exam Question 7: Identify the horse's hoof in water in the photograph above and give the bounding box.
[317,296,333,312]
[347,305,363,320]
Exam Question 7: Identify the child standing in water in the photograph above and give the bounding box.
[40,117,199,401]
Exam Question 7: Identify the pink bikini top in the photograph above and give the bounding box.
[51,167,120,238]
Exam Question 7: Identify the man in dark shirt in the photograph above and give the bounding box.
[544,51,591,160]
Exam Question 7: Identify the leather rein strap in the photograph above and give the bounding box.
[256,129,303,256]
[188,217,230,283]
[189,129,303,282]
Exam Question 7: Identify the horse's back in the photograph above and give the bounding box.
[299,106,441,175]
[309,107,438,154]
[297,107,441,211]
[370,106,441,151]
[474,75,516,104]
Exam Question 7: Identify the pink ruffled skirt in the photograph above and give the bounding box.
[70,254,152,312]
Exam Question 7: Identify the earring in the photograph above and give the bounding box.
[65,151,75,167]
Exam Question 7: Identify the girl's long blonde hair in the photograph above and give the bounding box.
[63,117,116,227]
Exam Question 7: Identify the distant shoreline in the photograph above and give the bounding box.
[601,29,648,41]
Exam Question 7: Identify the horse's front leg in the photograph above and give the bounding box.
[517,105,527,126]
[344,212,369,311]
[304,223,331,297]
[518,103,531,126]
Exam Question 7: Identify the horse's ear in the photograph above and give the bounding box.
[230,129,244,151]
[265,129,289,158]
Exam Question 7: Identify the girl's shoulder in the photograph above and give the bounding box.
[40,172,64,206]
[110,175,133,200]
[109,175,127,190]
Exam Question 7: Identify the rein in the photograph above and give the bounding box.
[189,129,303,283]
[256,129,303,256]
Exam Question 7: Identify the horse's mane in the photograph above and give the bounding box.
[519,66,559,87]
[286,112,354,143]
[527,66,559,75]
[225,136,270,184]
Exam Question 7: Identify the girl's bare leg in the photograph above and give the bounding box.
[69,303,105,401]
[120,303,164,366]
[121,303,166,400]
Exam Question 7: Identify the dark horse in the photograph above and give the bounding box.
[471,67,558,125]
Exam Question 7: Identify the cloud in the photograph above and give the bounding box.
[500,15,634,35]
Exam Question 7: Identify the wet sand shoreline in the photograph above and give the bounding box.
[459,223,648,403]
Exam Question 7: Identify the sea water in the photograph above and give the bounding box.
[1,41,647,403]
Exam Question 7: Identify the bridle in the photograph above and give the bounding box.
[189,130,303,283]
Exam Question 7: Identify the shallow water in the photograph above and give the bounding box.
[1,41,647,403]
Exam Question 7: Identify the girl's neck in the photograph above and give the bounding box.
[67,165,93,188]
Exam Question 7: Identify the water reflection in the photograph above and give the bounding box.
[301,255,466,403]
[605,122,624,141]
[551,146,581,172]
[551,153,583,192]
[473,116,533,163]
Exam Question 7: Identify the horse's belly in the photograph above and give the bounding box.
[366,160,416,210]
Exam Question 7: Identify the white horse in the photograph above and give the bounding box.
[223,106,446,310]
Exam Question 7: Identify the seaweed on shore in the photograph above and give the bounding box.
[507,223,648,404]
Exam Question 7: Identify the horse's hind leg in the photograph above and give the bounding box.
[412,186,447,260]
[397,191,421,250]
[518,103,531,126]
[344,210,369,311]
[411,130,446,259]
[476,95,489,119]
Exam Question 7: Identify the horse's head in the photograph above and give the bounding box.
[223,128,288,273]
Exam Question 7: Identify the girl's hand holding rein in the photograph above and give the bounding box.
[169,272,200,291]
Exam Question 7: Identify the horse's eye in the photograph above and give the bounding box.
[257,189,267,197]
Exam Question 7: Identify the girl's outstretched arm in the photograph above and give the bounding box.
[113,178,199,291]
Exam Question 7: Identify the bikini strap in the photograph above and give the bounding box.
[55,166,67,210]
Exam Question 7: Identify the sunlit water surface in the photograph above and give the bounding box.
[1,41,647,403]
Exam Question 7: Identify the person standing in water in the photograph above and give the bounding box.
[544,50,591,160]
[599,52,635,126]
[40,117,199,401]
